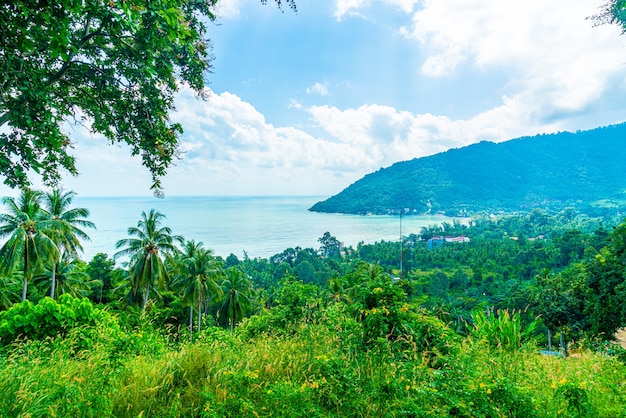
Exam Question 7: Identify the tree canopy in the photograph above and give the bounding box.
[593,1,626,31]
[0,0,295,195]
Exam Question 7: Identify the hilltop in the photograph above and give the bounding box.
[310,123,626,215]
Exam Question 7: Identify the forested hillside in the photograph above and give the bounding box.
[310,123,626,216]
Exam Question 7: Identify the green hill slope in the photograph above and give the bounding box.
[310,123,626,215]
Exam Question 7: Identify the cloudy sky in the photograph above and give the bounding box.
[5,0,626,198]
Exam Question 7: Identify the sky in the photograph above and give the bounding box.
[4,0,626,198]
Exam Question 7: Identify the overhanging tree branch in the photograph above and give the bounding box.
[1,0,295,194]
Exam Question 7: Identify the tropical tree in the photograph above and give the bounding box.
[114,209,180,310]
[218,267,256,333]
[1,0,295,193]
[531,268,572,353]
[357,261,388,283]
[87,253,116,304]
[319,232,341,258]
[41,188,95,298]
[584,220,626,338]
[327,277,351,304]
[34,254,96,299]
[0,269,21,309]
[170,240,223,338]
[110,267,142,308]
[0,189,58,301]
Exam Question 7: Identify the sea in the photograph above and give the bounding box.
[68,195,453,262]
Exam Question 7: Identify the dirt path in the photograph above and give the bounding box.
[616,328,626,349]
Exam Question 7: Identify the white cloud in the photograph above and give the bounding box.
[172,88,373,169]
[331,0,626,129]
[141,87,379,195]
[334,0,419,20]
[382,0,419,14]
[404,0,621,77]
[288,99,303,109]
[215,0,242,19]
[419,51,466,77]
[306,82,329,96]
[334,0,368,21]
[304,91,575,172]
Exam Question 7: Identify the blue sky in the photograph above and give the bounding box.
[4,0,626,198]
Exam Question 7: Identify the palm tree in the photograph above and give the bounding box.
[41,188,95,298]
[0,189,59,301]
[218,267,255,333]
[359,262,387,282]
[171,240,223,339]
[110,267,143,308]
[34,253,98,299]
[114,209,180,310]
[327,277,351,304]
[345,261,387,302]
[0,269,21,309]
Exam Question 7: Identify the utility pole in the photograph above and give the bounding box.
[399,209,403,280]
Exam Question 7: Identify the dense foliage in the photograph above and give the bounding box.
[0,294,119,346]
[310,123,626,216]
[2,192,626,416]
[0,0,295,194]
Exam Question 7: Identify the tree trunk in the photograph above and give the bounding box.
[21,276,28,302]
[142,286,150,311]
[560,329,568,356]
[50,263,56,298]
[189,305,193,342]
[197,297,202,333]
[22,243,29,301]
[548,329,552,352]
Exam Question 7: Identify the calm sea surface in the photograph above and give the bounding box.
[70,196,452,261]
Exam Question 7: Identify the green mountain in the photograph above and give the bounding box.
[310,123,626,216]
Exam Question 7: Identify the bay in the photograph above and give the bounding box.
[73,196,452,261]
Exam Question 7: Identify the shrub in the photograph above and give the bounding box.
[239,278,323,338]
[0,295,120,348]
[352,274,458,363]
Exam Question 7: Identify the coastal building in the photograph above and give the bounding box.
[427,235,470,250]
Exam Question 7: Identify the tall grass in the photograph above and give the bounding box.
[0,317,624,417]
[470,308,539,352]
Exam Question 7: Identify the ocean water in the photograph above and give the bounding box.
[70,196,451,261]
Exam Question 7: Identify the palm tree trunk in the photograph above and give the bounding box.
[22,242,29,301]
[189,305,194,342]
[21,275,28,302]
[50,263,56,298]
[142,286,150,311]
[197,296,202,333]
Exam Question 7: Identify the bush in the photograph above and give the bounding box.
[0,295,120,348]
[239,278,323,338]
[352,274,458,363]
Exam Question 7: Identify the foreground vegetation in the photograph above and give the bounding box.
[2,189,626,416]
[1,295,625,417]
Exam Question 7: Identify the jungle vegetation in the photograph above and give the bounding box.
[1,189,626,416]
